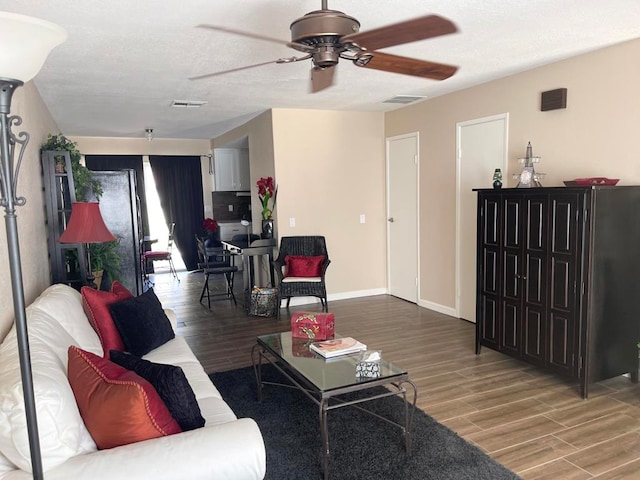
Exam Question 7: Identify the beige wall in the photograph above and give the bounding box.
[271,109,387,296]
[386,38,640,312]
[211,108,388,298]
[211,110,276,236]
[0,82,59,340]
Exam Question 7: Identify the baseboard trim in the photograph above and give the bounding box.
[418,299,457,318]
[281,288,388,308]
[280,290,458,320]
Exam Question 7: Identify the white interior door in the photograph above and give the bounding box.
[456,114,508,322]
[387,133,418,303]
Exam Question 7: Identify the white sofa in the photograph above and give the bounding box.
[0,284,266,479]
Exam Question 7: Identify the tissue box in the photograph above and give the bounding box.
[356,351,382,378]
[356,361,381,378]
[291,312,335,341]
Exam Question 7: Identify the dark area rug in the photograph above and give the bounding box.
[211,365,521,480]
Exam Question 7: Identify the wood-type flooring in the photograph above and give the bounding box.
[152,270,640,480]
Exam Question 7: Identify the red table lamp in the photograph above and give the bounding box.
[59,202,116,289]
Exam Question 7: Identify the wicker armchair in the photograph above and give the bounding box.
[273,236,330,318]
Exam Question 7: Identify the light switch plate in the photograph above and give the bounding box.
[360,214,366,224]
[228,205,233,212]
[289,217,296,227]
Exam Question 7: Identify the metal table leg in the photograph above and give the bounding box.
[319,398,330,480]
[251,344,264,402]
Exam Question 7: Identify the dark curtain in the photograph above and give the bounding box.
[85,155,149,240]
[149,156,204,271]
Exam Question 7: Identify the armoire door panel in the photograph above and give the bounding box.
[504,198,521,249]
[480,296,499,347]
[482,248,499,295]
[525,254,545,305]
[502,300,520,352]
[551,197,577,255]
[503,251,520,299]
[549,312,573,374]
[482,197,500,246]
[523,307,546,364]
[526,197,547,251]
[550,258,573,310]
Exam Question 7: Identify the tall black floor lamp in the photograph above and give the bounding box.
[0,12,67,480]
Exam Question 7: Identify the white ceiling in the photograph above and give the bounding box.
[2,0,639,140]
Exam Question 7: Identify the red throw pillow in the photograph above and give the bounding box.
[67,346,181,450]
[110,280,133,298]
[81,286,134,356]
[285,255,325,277]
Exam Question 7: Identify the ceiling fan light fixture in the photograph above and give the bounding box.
[290,9,360,45]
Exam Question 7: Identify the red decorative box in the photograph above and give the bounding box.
[291,312,335,341]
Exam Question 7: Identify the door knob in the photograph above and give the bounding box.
[388,217,394,222]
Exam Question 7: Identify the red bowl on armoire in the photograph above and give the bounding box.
[563,177,619,186]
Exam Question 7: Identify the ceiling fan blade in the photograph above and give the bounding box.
[355,51,458,81]
[189,60,281,81]
[341,14,457,51]
[197,24,314,53]
[197,24,288,46]
[310,65,335,93]
[189,55,312,81]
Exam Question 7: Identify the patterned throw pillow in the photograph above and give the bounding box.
[67,346,181,450]
[109,351,205,431]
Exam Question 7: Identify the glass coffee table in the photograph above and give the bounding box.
[251,332,417,480]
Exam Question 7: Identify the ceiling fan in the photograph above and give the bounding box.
[191,0,459,92]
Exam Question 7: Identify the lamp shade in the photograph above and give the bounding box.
[59,202,116,244]
[0,11,67,82]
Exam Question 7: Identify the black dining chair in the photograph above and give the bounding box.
[196,236,238,308]
[143,222,179,281]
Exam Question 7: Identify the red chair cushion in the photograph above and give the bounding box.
[144,251,170,260]
[285,255,326,277]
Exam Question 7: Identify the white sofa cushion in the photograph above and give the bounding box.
[0,284,265,479]
[29,284,102,355]
[0,308,96,472]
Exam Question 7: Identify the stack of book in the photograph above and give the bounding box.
[309,337,367,358]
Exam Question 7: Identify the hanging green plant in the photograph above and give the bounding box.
[41,133,103,201]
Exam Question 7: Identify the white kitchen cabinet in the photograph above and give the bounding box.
[214,148,250,191]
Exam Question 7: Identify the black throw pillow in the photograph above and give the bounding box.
[109,350,205,432]
[109,288,175,356]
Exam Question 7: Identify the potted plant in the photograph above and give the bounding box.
[256,176,277,239]
[41,133,103,201]
[89,239,121,288]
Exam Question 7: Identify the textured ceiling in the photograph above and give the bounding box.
[2,0,639,140]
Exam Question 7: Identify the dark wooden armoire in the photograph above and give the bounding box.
[475,186,640,397]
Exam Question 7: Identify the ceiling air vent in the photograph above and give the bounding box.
[382,95,427,104]
[171,100,207,108]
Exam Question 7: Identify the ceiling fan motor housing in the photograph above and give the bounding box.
[290,9,360,67]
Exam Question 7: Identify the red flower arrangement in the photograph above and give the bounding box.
[256,176,277,220]
[203,218,218,234]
